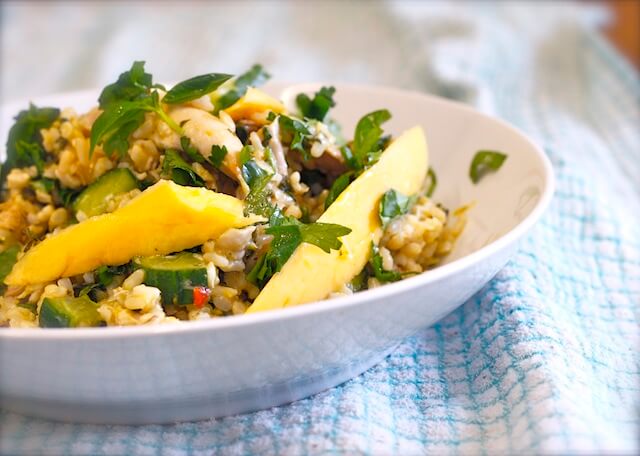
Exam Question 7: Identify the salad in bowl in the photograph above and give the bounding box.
[0,63,500,329]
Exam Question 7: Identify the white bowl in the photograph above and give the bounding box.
[0,82,554,424]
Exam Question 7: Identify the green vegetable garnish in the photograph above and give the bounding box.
[163,73,233,105]
[469,150,508,184]
[161,149,204,187]
[213,64,270,111]
[243,171,274,219]
[368,242,402,283]
[342,109,391,171]
[426,167,437,197]
[180,137,205,164]
[241,160,272,189]
[98,61,157,108]
[325,172,353,209]
[276,115,313,160]
[379,189,414,226]
[238,145,253,167]
[296,86,336,121]
[210,145,228,168]
[0,245,21,285]
[1,104,59,183]
[90,92,183,158]
[248,213,352,287]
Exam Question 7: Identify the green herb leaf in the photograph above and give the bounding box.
[0,245,20,284]
[210,145,228,168]
[426,167,437,197]
[296,86,336,121]
[379,189,414,226]
[369,242,402,283]
[242,160,271,188]
[1,104,59,183]
[325,172,353,209]
[180,136,205,164]
[348,109,391,171]
[469,150,508,184]
[244,172,274,218]
[249,216,351,287]
[277,115,312,159]
[164,73,233,104]
[238,145,253,167]
[98,61,153,108]
[214,64,270,111]
[161,149,204,187]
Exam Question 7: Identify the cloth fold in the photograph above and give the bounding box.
[1,1,638,454]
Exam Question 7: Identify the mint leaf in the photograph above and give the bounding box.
[469,150,508,184]
[164,73,233,104]
[379,189,414,226]
[161,149,204,187]
[296,86,336,121]
[1,103,59,183]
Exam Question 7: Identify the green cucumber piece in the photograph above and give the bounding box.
[73,168,139,218]
[39,295,104,328]
[0,245,20,285]
[134,253,208,306]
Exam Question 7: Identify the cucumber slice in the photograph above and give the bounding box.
[39,295,104,328]
[0,245,20,285]
[73,168,139,218]
[134,253,208,306]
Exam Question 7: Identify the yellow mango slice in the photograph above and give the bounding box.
[223,87,286,123]
[5,180,260,286]
[247,126,428,313]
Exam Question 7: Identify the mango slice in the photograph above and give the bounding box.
[247,126,429,313]
[5,180,260,286]
[223,87,286,123]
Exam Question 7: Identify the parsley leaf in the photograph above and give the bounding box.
[213,64,270,111]
[242,160,271,188]
[238,145,253,167]
[248,215,352,287]
[161,149,204,187]
[180,136,205,164]
[277,115,312,159]
[296,86,336,121]
[98,61,154,108]
[243,171,274,218]
[0,245,20,285]
[210,145,228,168]
[369,242,402,283]
[379,189,414,226]
[344,109,391,171]
[469,150,508,184]
[1,104,59,183]
[163,73,233,104]
[325,171,353,209]
[426,167,437,197]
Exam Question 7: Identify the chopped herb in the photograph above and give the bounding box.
[248,215,351,287]
[98,61,155,108]
[241,160,271,188]
[469,150,508,184]
[346,109,391,171]
[210,145,228,168]
[163,73,233,104]
[238,145,253,167]
[243,171,273,218]
[161,149,204,187]
[296,86,336,121]
[30,178,56,194]
[213,64,270,111]
[56,185,82,208]
[0,245,20,284]
[277,115,312,159]
[79,263,132,297]
[90,91,183,158]
[180,136,205,164]
[368,242,402,283]
[325,172,353,209]
[349,268,368,292]
[426,167,437,197]
[1,103,60,183]
[379,189,414,226]
[17,301,37,313]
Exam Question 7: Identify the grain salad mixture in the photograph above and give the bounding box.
[0,62,474,329]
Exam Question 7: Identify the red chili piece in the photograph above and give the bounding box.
[193,286,211,308]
